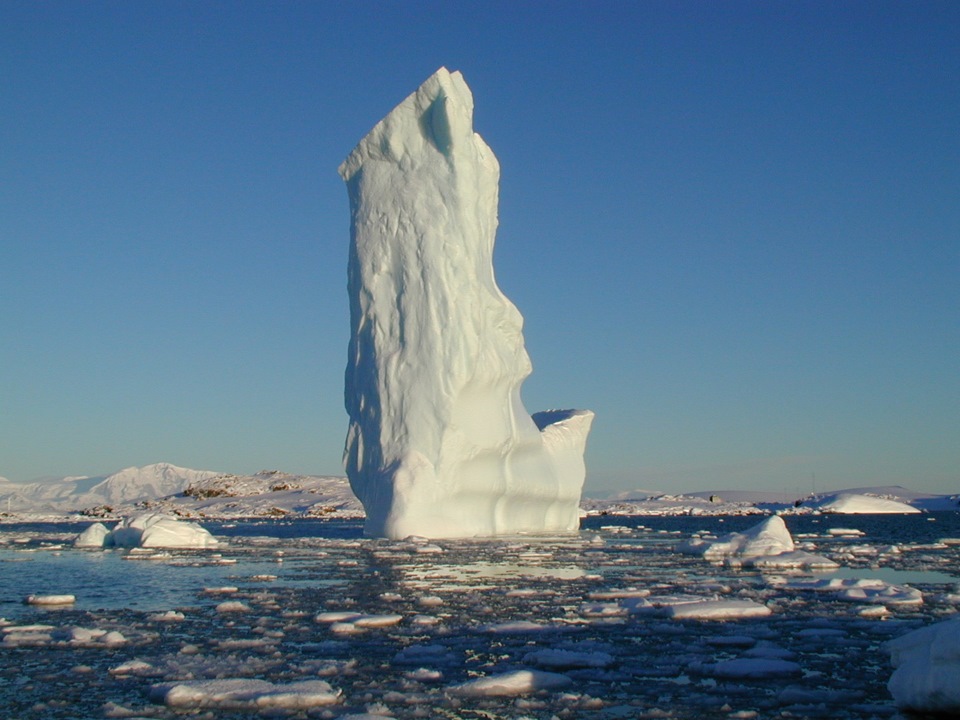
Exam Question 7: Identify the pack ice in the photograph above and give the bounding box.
[339,67,593,538]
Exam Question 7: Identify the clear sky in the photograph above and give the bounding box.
[2,1,957,495]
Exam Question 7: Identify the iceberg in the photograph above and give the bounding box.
[77,512,219,549]
[339,67,593,539]
[887,617,960,712]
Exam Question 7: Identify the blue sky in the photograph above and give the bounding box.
[2,1,957,495]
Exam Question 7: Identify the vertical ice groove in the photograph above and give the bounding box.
[340,67,594,538]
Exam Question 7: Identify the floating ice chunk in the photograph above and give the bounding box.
[836,583,922,605]
[203,586,239,594]
[6,625,127,647]
[404,668,443,682]
[147,610,185,622]
[739,550,838,570]
[78,628,126,645]
[215,601,251,613]
[778,577,923,605]
[679,516,794,558]
[2,624,54,645]
[339,67,593,538]
[669,599,771,620]
[449,669,572,696]
[627,596,771,620]
[887,617,960,713]
[353,614,403,628]
[827,527,865,536]
[588,588,651,600]
[481,620,555,634]
[109,659,157,676]
[74,522,111,548]
[24,593,75,605]
[150,678,341,710]
[315,611,363,624]
[107,512,218,549]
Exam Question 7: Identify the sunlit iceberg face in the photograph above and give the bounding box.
[340,68,592,539]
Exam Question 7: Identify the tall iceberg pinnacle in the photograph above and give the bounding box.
[339,67,594,539]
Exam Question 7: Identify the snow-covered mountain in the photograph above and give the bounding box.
[0,463,218,512]
[1,464,955,520]
[0,463,362,520]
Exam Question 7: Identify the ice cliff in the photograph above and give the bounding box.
[339,67,593,538]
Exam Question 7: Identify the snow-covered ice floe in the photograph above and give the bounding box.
[678,515,838,569]
[23,593,75,605]
[149,678,341,710]
[769,575,924,606]
[887,616,960,713]
[3,623,126,647]
[448,669,573,696]
[625,595,772,620]
[73,512,218,549]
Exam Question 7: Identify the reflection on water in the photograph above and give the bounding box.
[826,565,958,586]
[1,512,958,620]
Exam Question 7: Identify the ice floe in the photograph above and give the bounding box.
[678,515,837,569]
[448,669,573,696]
[625,595,772,620]
[770,576,924,605]
[24,593,75,605]
[72,512,219,549]
[149,678,341,710]
[887,616,960,713]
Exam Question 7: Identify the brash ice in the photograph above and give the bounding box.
[339,68,594,539]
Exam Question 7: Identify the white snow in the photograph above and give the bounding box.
[24,593,75,605]
[448,669,573,696]
[812,493,922,514]
[771,576,924,606]
[149,678,341,710]
[678,516,838,569]
[100,512,218,549]
[625,595,772,620]
[73,522,110,547]
[887,617,960,713]
[679,516,794,558]
[339,67,593,538]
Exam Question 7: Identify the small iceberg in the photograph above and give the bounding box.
[73,512,218,549]
[678,516,837,569]
[887,617,960,713]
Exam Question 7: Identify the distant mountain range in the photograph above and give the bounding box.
[0,463,955,520]
[0,463,362,519]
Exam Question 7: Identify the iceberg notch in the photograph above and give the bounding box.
[339,68,593,538]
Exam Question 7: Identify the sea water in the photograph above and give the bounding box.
[1,513,958,718]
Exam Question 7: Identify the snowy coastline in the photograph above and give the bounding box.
[2,462,954,525]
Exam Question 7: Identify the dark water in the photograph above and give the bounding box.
[1,512,959,719]
[2,512,957,620]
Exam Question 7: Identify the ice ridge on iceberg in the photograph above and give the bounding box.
[339,68,593,538]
